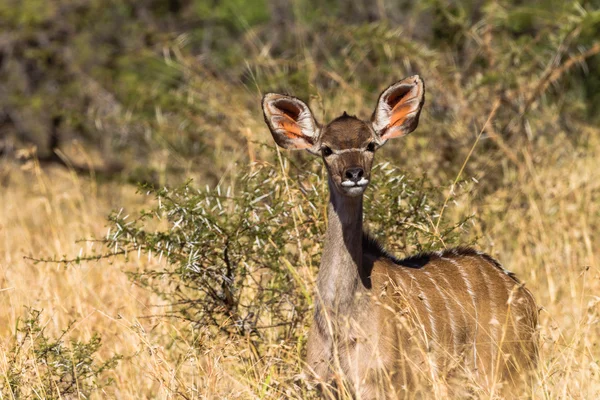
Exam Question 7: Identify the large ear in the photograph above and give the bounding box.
[262,93,320,151]
[371,75,425,141]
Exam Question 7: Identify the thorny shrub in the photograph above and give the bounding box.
[99,151,472,348]
[1,308,121,399]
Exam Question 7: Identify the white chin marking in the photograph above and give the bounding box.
[345,186,366,196]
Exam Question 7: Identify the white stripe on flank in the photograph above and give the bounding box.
[442,256,479,369]
[410,276,439,376]
[410,277,436,335]
[442,257,477,307]
[470,256,496,322]
[467,255,499,372]
[437,272,472,353]
[424,271,457,355]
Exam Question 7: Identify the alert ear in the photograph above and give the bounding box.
[371,75,425,141]
[262,93,320,151]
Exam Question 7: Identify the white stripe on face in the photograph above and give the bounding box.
[329,147,368,154]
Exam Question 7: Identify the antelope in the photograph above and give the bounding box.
[262,76,538,398]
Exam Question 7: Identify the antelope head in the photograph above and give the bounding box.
[262,75,425,197]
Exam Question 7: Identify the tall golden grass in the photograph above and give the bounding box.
[2,8,600,395]
[1,108,599,398]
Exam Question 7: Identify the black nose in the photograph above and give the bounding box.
[345,167,364,183]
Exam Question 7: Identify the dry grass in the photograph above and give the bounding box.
[1,119,599,398]
[2,1,600,398]
[2,48,600,396]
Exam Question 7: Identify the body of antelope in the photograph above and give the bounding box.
[262,76,538,398]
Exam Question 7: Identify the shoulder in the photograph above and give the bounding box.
[363,234,519,283]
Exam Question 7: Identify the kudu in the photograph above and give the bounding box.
[262,76,538,398]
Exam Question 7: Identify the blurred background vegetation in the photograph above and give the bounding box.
[1,0,600,398]
[1,0,599,187]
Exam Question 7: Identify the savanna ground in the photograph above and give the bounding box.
[1,0,600,398]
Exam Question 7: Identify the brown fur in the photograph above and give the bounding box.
[262,76,538,398]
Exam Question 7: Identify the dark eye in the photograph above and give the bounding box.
[366,142,376,152]
[322,146,333,157]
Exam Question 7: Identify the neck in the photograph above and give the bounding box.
[316,178,368,312]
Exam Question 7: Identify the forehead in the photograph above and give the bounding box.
[321,115,372,148]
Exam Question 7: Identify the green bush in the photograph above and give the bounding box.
[99,151,471,348]
[1,308,121,399]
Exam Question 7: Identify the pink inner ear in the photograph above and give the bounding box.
[388,87,419,126]
[272,100,304,139]
[372,76,424,140]
[390,102,412,127]
[380,84,422,139]
[275,99,301,120]
[264,93,318,150]
[275,114,302,138]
